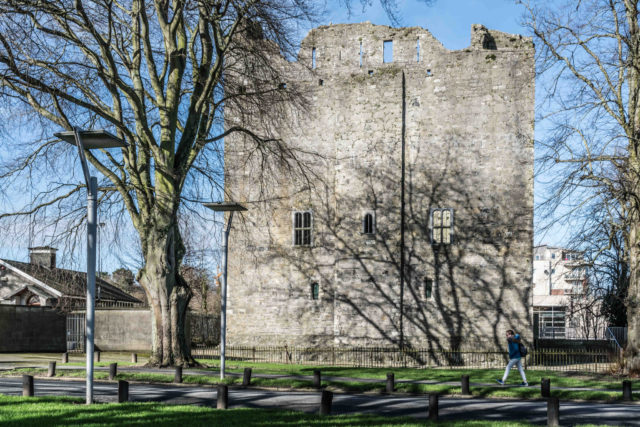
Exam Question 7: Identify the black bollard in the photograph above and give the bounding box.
[541,378,551,398]
[118,380,129,403]
[22,375,34,397]
[313,370,321,388]
[61,353,68,364]
[217,384,228,409]
[461,375,470,395]
[319,390,333,415]
[174,366,183,383]
[623,380,633,401]
[48,361,56,377]
[547,397,559,426]
[386,372,395,393]
[109,363,118,381]
[428,393,438,421]
[131,353,137,363]
[243,368,252,386]
[95,351,101,363]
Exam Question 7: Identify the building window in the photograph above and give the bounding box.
[312,47,316,69]
[535,255,540,260]
[362,211,375,235]
[311,282,319,300]
[431,208,454,245]
[551,253,556,259]
[383,40,393,63]
[293,211,312,246]
[424,278,433,299]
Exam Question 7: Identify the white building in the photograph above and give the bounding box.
[533,245,605,339]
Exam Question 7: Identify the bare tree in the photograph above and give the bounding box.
[0,0,321,366]
[521,0,640,371]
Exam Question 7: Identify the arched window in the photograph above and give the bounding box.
[363,212,375,235]
[26,295,40,306]
[293,211,312,246]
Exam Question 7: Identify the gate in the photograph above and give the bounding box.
[66,312,85,352]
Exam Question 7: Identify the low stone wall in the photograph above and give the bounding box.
[94,309,152,352]
[0,305,66,352]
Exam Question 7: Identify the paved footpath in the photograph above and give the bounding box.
[0,377,639,425]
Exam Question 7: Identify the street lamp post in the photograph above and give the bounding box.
[203,202,247,380]
[54,129,126,404]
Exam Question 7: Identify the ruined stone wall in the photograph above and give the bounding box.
[224,23,534,350]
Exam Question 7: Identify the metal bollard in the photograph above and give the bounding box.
[386,372,395,393]
[217,384,228,409]
[428,393,438,421]
[48,361,56,377]
[541,378,551,398]
[547,397,559,426]
[22,375,34,397]
[118,380,129,403]
[243,368,252,386]
[95,351,101,363]
[61,352,68,364]
[131,353,137,363]
[313,370,321,388]
[461,375,470,395]
[174,366,183,383]
[109,363,118,381]
[623,380,633,401]
[319,390,333,415]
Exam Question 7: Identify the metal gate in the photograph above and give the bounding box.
[66,312,85,352]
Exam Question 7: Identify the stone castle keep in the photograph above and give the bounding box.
[224,23,534,350]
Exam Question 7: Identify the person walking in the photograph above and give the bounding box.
[496,329,528,386]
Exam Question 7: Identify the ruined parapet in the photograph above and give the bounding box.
[470,24,533,51]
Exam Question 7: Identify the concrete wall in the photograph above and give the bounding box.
[224,23,534,350]
[0,305,66,352]
[94,309,152,352]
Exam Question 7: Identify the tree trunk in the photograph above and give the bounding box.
[138,227,193,367]
[626,216,640,373]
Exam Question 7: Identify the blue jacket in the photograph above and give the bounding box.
[507,334,521,359]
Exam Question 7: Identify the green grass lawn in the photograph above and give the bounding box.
[0,395,604,426]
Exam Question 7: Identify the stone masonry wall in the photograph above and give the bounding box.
[224,23,534,350]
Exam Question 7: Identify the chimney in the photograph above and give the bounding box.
[29,246,57,269]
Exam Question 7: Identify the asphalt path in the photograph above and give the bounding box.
[1,377,639,425]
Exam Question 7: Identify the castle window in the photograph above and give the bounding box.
[319,79,324,86]
[416,39,420,62]
[362,211,375,235]
[427,69,432,77]
[368,70,374,76]
[311,282,319,300]
[430,208,454,245]
[383,40,393,63]
[312,47,316,69]
[424,278,433,299]
[279,82,287,89]
[293,211,312,246]
[359,41,363,67]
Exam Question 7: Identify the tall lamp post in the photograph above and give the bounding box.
[203,202,247,380]
[54,129,126,404]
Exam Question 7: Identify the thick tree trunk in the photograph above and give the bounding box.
[626,215,640,374]
[138,227,193,367]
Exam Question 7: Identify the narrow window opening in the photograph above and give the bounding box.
[239,86,246,94]
[293,211,312,246]
[359,41,363,67]
[424,278,433,299]
[318,79,324,86]
[312,47,316,69]
[279,82,287,89]
[416,39,420,62]
[311,282,319,300]
[383,40,393,63]
[426,69,432,77]
[368,70,374,76]
[363,212,375,235]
